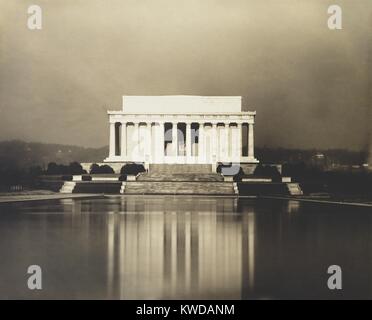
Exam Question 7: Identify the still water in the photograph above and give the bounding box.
[0,196,372,299]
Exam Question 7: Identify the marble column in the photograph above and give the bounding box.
[172,122,178,157]
[109,122,115,158]
[158,122,165,162]
[186,123,192,160]
[198,122,204,160]
[212,123,217,159]
[224,123,229,160]
[230,125,236,159]
[211,123,217,169]
[121,122,126,157]
[133,122,139,159]
[248,122,254,159]
[218,125,223,161]
[237,123,242,160]
[145,122,152,160]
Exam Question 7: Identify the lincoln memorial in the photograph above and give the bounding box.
[104,95,259,167]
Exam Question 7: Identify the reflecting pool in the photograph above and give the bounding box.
[0,196,371,299]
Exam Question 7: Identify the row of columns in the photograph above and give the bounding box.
[109,121,255,162]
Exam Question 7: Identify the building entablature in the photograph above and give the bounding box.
[107,111,256,125]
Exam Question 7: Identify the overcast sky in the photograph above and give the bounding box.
[0,0,371,150]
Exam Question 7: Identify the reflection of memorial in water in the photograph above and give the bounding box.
[105,196,256,299]
[7,196,371,299]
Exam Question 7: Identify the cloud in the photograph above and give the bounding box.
[0,0,370,150]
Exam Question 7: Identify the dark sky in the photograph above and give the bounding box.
[0,0,371,150]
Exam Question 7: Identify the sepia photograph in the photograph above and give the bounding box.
[0,0,372,308]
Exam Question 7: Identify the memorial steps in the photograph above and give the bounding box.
[57,164,235,195]
[137,173,223,182]
[56,165,300,196]
[126,165,233,195]
[148,164,213,174]
[58,179,235,195]
[57,178,301,196]
[123,181,235,195]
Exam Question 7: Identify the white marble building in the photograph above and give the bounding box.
[104,95,259,166]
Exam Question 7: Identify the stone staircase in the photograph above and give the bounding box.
[124,181,235,195]
[287,183,303,195]
[149,164,212,174]
[126,164,235,195]
[138,173,223,182]
[59,181,76,193]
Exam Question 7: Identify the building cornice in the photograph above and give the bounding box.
[107,111,256,115]
[108,112,256,124]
